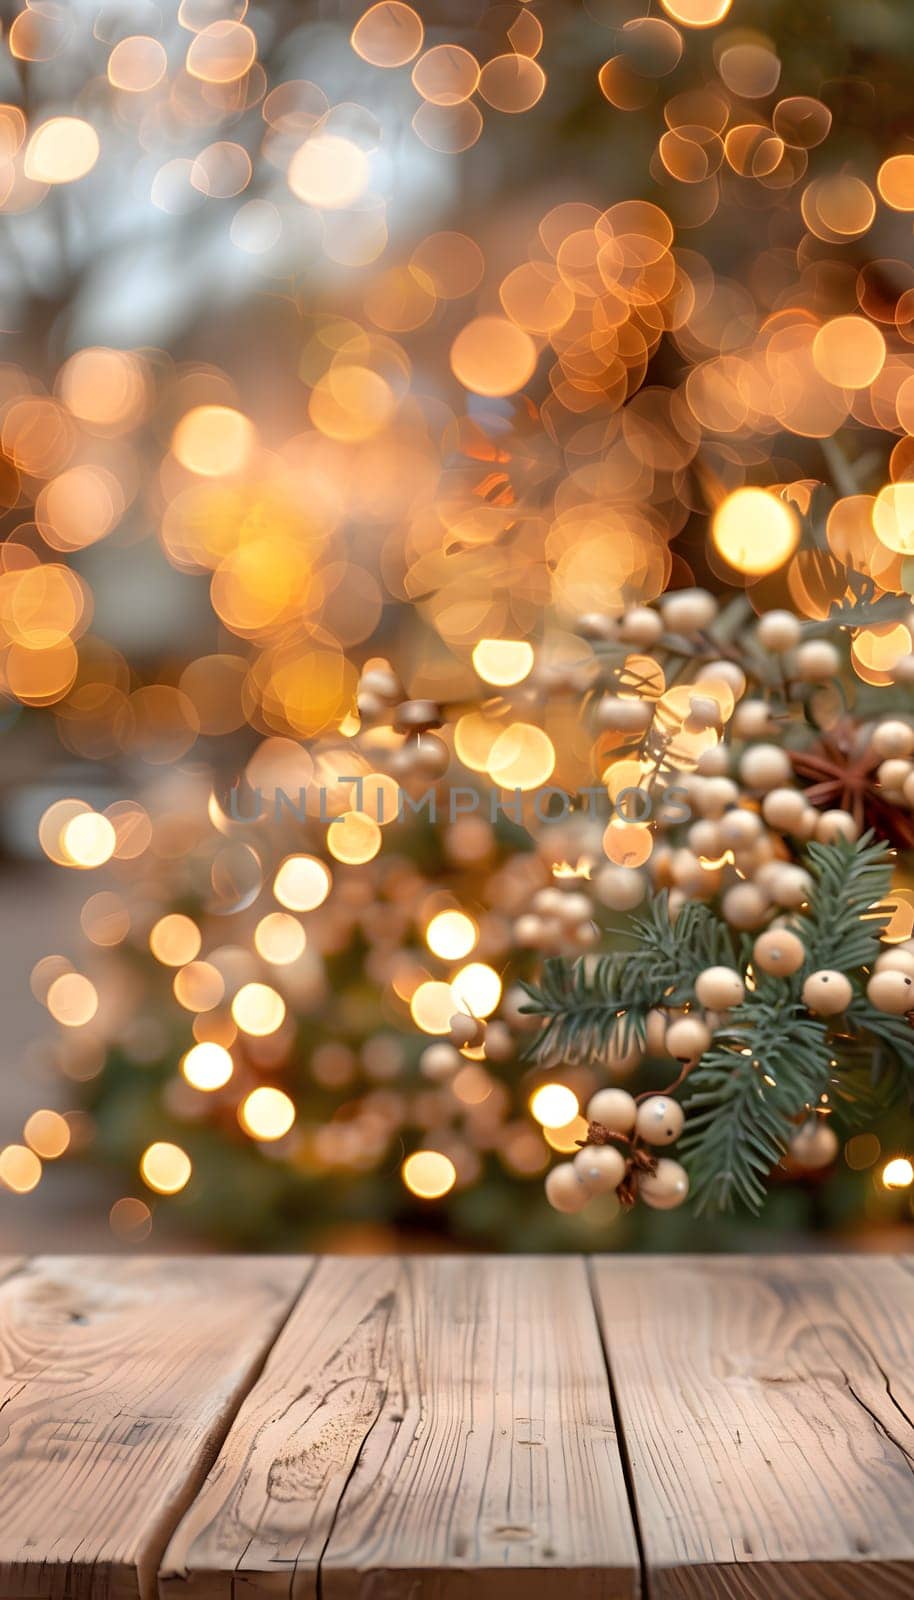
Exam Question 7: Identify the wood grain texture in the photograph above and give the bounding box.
[160,1255,638,1600]
[591,1254,914,1600]
[0,1255,309,1600]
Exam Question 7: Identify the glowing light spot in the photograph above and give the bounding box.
[878,154,914,212]
[327,811,382,864]
[450,316,538,397]
[149,914,202,967]
[172,405,255,477]
[712,486,799,576]
[529,1083,580,1128]
[273,855,331,911]
[544,1115,590,1152]
[288,135,370,209]
[471,639,535,687]
[450,962,502,1018]
[232,982,286,1036]
[58,347,147,429]
[873,483,914,555]
[812,317,886,389]
[351,3,423,68]
[410,980,457,1035]
[487,723,555,790]
[426,911,478,961]
[47,972,98,1027]
[25,118,99,184]
[108,35,168,91]
[660,0,731,24]
[412,45,480,106]
[402,1149,456,1198]
[62,812,116,868]
[0,1146,42,1193]
[23,1110,69,1159]
[182,1041,234,1091]
[478,54,546,114]
[240,1086,296,1140]
[173,961,225,1012]
[109,1197,151,1241]
[140,1141,192,1195]
[882,1156,914,1190]
[255,913,306,965]
[185,20,256,83]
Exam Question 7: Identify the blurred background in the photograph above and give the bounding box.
[3,0,914,1254]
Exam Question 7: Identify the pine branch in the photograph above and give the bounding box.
[678,999,833,1214]
[519,893,734,1064]
[840,994,914,1101]
[519,832,906,1215]
[801,831,894,969]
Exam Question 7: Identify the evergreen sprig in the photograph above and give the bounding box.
[518,894,733,1064]
[678,1003,833,1213]
[520,832,914,1215]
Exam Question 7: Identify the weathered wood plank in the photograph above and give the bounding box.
[591,1254,914,1600]
[0,1255,310,1600]
[160,1255,638,1600]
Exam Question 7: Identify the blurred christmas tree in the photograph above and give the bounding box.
[3,0,914,1246]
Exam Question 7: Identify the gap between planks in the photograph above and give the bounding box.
[159,1255,640,1600]
[0,1257,317,1600]
[585,1257,652,1600]
[141,1256,321,1600]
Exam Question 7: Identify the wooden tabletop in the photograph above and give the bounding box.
[0,1256,911,1599]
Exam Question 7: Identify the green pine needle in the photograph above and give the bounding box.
[520,831,914,1215]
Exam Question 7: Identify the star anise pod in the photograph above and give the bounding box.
[788,718,914,849]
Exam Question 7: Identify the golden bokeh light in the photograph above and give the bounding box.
[185,20,257,83]
[410,979,457,1034]
[426,910,478,960]
[181,1041,234,1091]
[471,639,535,686]
[529,1083,580,1128]
[450,962,502,1018]
[873,483,914,554]
[23,1110,70,1160]
[450,317,538,397]
[150,914,202,967]
[712,487,800,576]
[240,1086,296,1140]
[288,136,371,209]
[172,406,256,477]
[812,317,886,390]
[254,912,306,965]
[0,1145,42,1194]
[412,45,480,106]
[327,811,383,864]
[487,723,555,790]
[877,154,914,211]
[881,1156,914,1190]
[46,972,98,1027]
[173,961,225,1013]
[231,982,286,1036]
[660,0,731,24]
[478,56,546,114]
[274,855,331,911]
[402,1149,457,1198]
[351,3,424,68]
[108,35,168,92]
[24,118,99,184]
[61,812,116,868]
[140,1141,192,1195]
